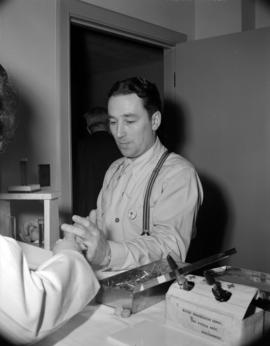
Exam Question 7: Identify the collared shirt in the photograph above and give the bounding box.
[96,138,203,270]
[0,235,100,344]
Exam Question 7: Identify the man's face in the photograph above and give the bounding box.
[108,93,159,159]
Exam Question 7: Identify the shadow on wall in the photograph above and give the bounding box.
[16,91,38,162]
[187,174,234,263]
[0,0,9,7]
[160,98,186,153]
[0,88,37,190]
[162,98,234,263]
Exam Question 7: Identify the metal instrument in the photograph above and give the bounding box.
[212,266,270,294]
[96,248,236,315]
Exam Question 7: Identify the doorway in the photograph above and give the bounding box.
[70,24,164,214]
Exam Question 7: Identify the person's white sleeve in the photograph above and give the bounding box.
[0,235,100,345]
[108,167,203,270]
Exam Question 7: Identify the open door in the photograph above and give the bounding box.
[58,0,186,218]
[70,25,165,213]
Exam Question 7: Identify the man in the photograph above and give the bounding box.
[62,77,203,271]
[74,107,121,216]
[0,64,99,345]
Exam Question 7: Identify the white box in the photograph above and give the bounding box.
[165,275,264,345]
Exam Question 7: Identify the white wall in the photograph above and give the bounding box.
[0,0,60,191]
[195,0,242,39]
[176,27,270,272]
[79,0,195,39]
[79,0,270,40]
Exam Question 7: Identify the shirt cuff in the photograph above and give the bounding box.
[107,240,128,270]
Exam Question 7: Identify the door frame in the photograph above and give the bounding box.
[57,0,186,217]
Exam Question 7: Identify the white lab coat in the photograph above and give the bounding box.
[0,235,100,345]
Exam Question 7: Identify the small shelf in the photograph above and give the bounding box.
[0,188,60,201]
[0,188,61,250]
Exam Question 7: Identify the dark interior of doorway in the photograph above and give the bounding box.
[70,24,164,214]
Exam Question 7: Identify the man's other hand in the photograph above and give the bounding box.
[60,213,111,268]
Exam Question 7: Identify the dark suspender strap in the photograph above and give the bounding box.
[141,150,170,236]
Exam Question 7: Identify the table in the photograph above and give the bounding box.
[0,189,60,249]
[14,240,267,346]
[34,301,213,346]
[19,244,210,345]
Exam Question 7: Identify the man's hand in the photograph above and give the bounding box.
[53,232,82,255]
[60,212,111,268]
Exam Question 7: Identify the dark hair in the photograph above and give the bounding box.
[108,77,162,118]
[83,106,108,129]
[0,64,17,152]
